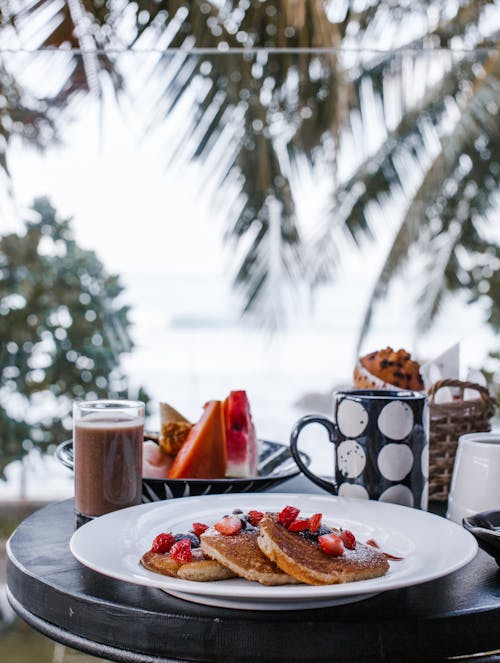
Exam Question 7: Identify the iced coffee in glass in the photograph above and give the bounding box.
[73,400,144,526]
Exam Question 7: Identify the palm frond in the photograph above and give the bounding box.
[0,59,60,179]
[123,1,350,322]
[5,0,123,101]
[313,31,499,279]
[356,49,500,350]
[349,0,497,81]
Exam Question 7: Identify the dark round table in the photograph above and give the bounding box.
[6,496,500,663]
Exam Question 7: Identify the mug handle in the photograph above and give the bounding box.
[290,415,338,495]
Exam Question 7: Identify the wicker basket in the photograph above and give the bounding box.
[427,378,497,501]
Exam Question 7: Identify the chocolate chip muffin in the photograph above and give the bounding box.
[354,347,424,391]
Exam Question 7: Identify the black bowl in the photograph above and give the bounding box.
[463,510,500,567]
[55,435,310,501]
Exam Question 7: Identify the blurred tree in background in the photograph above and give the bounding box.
[0,198,149,477]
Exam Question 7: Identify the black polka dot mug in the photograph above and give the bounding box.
[290,389,429,509]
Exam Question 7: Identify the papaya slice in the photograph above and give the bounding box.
[168,400,227,479]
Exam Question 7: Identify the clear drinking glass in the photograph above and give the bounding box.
[73,400,144,526]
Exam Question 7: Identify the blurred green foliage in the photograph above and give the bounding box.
[0,197,149,478]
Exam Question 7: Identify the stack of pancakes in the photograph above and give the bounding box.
[141,512,389,586]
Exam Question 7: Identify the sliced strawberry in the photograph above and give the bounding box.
[214,515,243,536]
[169,538,193,563]
[288,519,309,532]
[248,510,264,526]
[151,532,175,554]
[318,533,344,556]
[277,505,300,527]
[339,529,356,550]
[192,522,209,537]
[307,513,322,533]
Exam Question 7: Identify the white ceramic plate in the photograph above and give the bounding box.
[70,493,477,611]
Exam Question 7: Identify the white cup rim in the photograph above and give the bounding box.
[458,432,500,449]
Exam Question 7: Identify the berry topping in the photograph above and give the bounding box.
[151,533,175,554]
[277,505,300,528]
[169,538,193,563]
[248,510,265,526]
[308,513,322,533]
[318,533,345,556]
[192,522,209,537]
[174,532,200,547]
[214,515,243,536]
[340,529,356,550]
[288,519,309,532]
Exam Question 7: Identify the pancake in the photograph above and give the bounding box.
[200,526,301,586]
[257,514,389,586]
[140,549,235,582]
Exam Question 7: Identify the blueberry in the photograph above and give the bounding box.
[175,533,200,547]
[232,508,243,514]
[300,525,333,544]
[302,531,317,542]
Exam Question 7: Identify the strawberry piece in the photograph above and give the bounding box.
[318,533,344,556]
[169,538,193,563]
[308,513,322,533]
[340,529,356,550]
[192,522,209,537]
[214,515,243,536]
[288,519,309,532]
[277,505,300,527]
[151,532,175,554]
[248,510,264,526]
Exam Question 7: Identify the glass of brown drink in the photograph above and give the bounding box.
[73,400,145,526]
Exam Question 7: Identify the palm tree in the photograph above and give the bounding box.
[309,2,500,350]
[1,1,499,336]
[0,1,370,325]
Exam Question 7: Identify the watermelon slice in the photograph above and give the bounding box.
[168,401,226,479]
[223,391,258,477]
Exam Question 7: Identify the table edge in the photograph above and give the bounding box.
[7,588,189,663]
